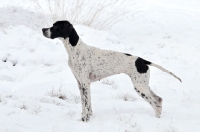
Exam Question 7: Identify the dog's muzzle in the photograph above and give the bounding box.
[42,28,51,38]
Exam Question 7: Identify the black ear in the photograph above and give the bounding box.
[63,22,73,39]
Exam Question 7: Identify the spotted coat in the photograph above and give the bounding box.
[42,21,181,122]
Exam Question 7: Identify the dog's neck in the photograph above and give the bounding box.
[59,28,83,55]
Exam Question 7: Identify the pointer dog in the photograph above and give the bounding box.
[42,21,181,122]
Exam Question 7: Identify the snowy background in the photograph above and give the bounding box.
[0,0,200,132]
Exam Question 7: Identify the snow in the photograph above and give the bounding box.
[0,0,200,131]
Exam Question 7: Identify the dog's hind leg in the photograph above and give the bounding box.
[130,69,162,118]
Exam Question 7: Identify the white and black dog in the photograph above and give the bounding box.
[42,20,181,122]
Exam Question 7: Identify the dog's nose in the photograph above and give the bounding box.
[42,28,48,37]
[42,28,50,38]
[42,28,46,32]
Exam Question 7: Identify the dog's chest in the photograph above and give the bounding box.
[67,45,91,78]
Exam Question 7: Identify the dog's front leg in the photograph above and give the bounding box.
[79,82,91,122]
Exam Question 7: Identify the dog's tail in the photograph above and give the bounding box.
[143,58,182,82]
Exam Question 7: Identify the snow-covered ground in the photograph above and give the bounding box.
[0,0,200,131]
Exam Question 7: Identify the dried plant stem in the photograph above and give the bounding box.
[33,0,139,30]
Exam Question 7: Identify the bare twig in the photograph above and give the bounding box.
[33,0,139,30]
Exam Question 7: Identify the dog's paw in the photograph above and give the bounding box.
[89,110,93,116]
[154,105,162,118]
[81,113,90,122]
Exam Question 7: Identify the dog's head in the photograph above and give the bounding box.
[42,21,73,39]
